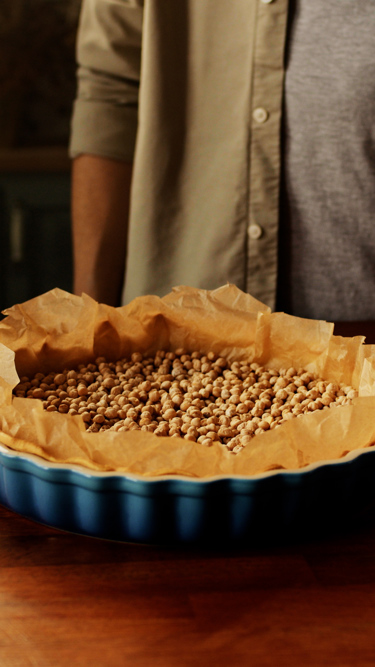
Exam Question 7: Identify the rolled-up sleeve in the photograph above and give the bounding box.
[69,0,143,161]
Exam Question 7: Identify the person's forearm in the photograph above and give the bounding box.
[71,154,133,306]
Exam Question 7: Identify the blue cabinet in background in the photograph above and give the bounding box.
[0,170,72,314]
[1,0,80,315]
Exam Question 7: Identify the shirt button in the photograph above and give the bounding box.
[248,224,263,240]
[252,107,269,124]
[261,0,274,4]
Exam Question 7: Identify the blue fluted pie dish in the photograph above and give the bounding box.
[1,442,375,546]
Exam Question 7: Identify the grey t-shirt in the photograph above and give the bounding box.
[277,0,375,321]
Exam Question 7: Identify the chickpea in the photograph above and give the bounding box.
[17,349,358,453]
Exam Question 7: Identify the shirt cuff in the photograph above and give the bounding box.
[69,98,138,162]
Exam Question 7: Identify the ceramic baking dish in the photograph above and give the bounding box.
[1,442,374,546]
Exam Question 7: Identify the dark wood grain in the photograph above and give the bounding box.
[1,502,375,667]
[1,322,375,666]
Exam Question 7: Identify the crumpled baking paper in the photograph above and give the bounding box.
[0,284,375,478]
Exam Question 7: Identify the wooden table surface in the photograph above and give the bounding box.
[2,502,375,667]
[1,322,375,667]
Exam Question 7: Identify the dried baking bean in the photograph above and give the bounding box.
[16,349,359,453]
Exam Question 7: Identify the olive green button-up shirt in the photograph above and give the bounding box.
[70,0,289,310]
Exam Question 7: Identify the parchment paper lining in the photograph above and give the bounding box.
[0,284,375,478]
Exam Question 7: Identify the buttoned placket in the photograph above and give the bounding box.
[246,0,289,309]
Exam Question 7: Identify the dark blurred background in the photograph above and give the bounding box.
[0,0,81,315]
